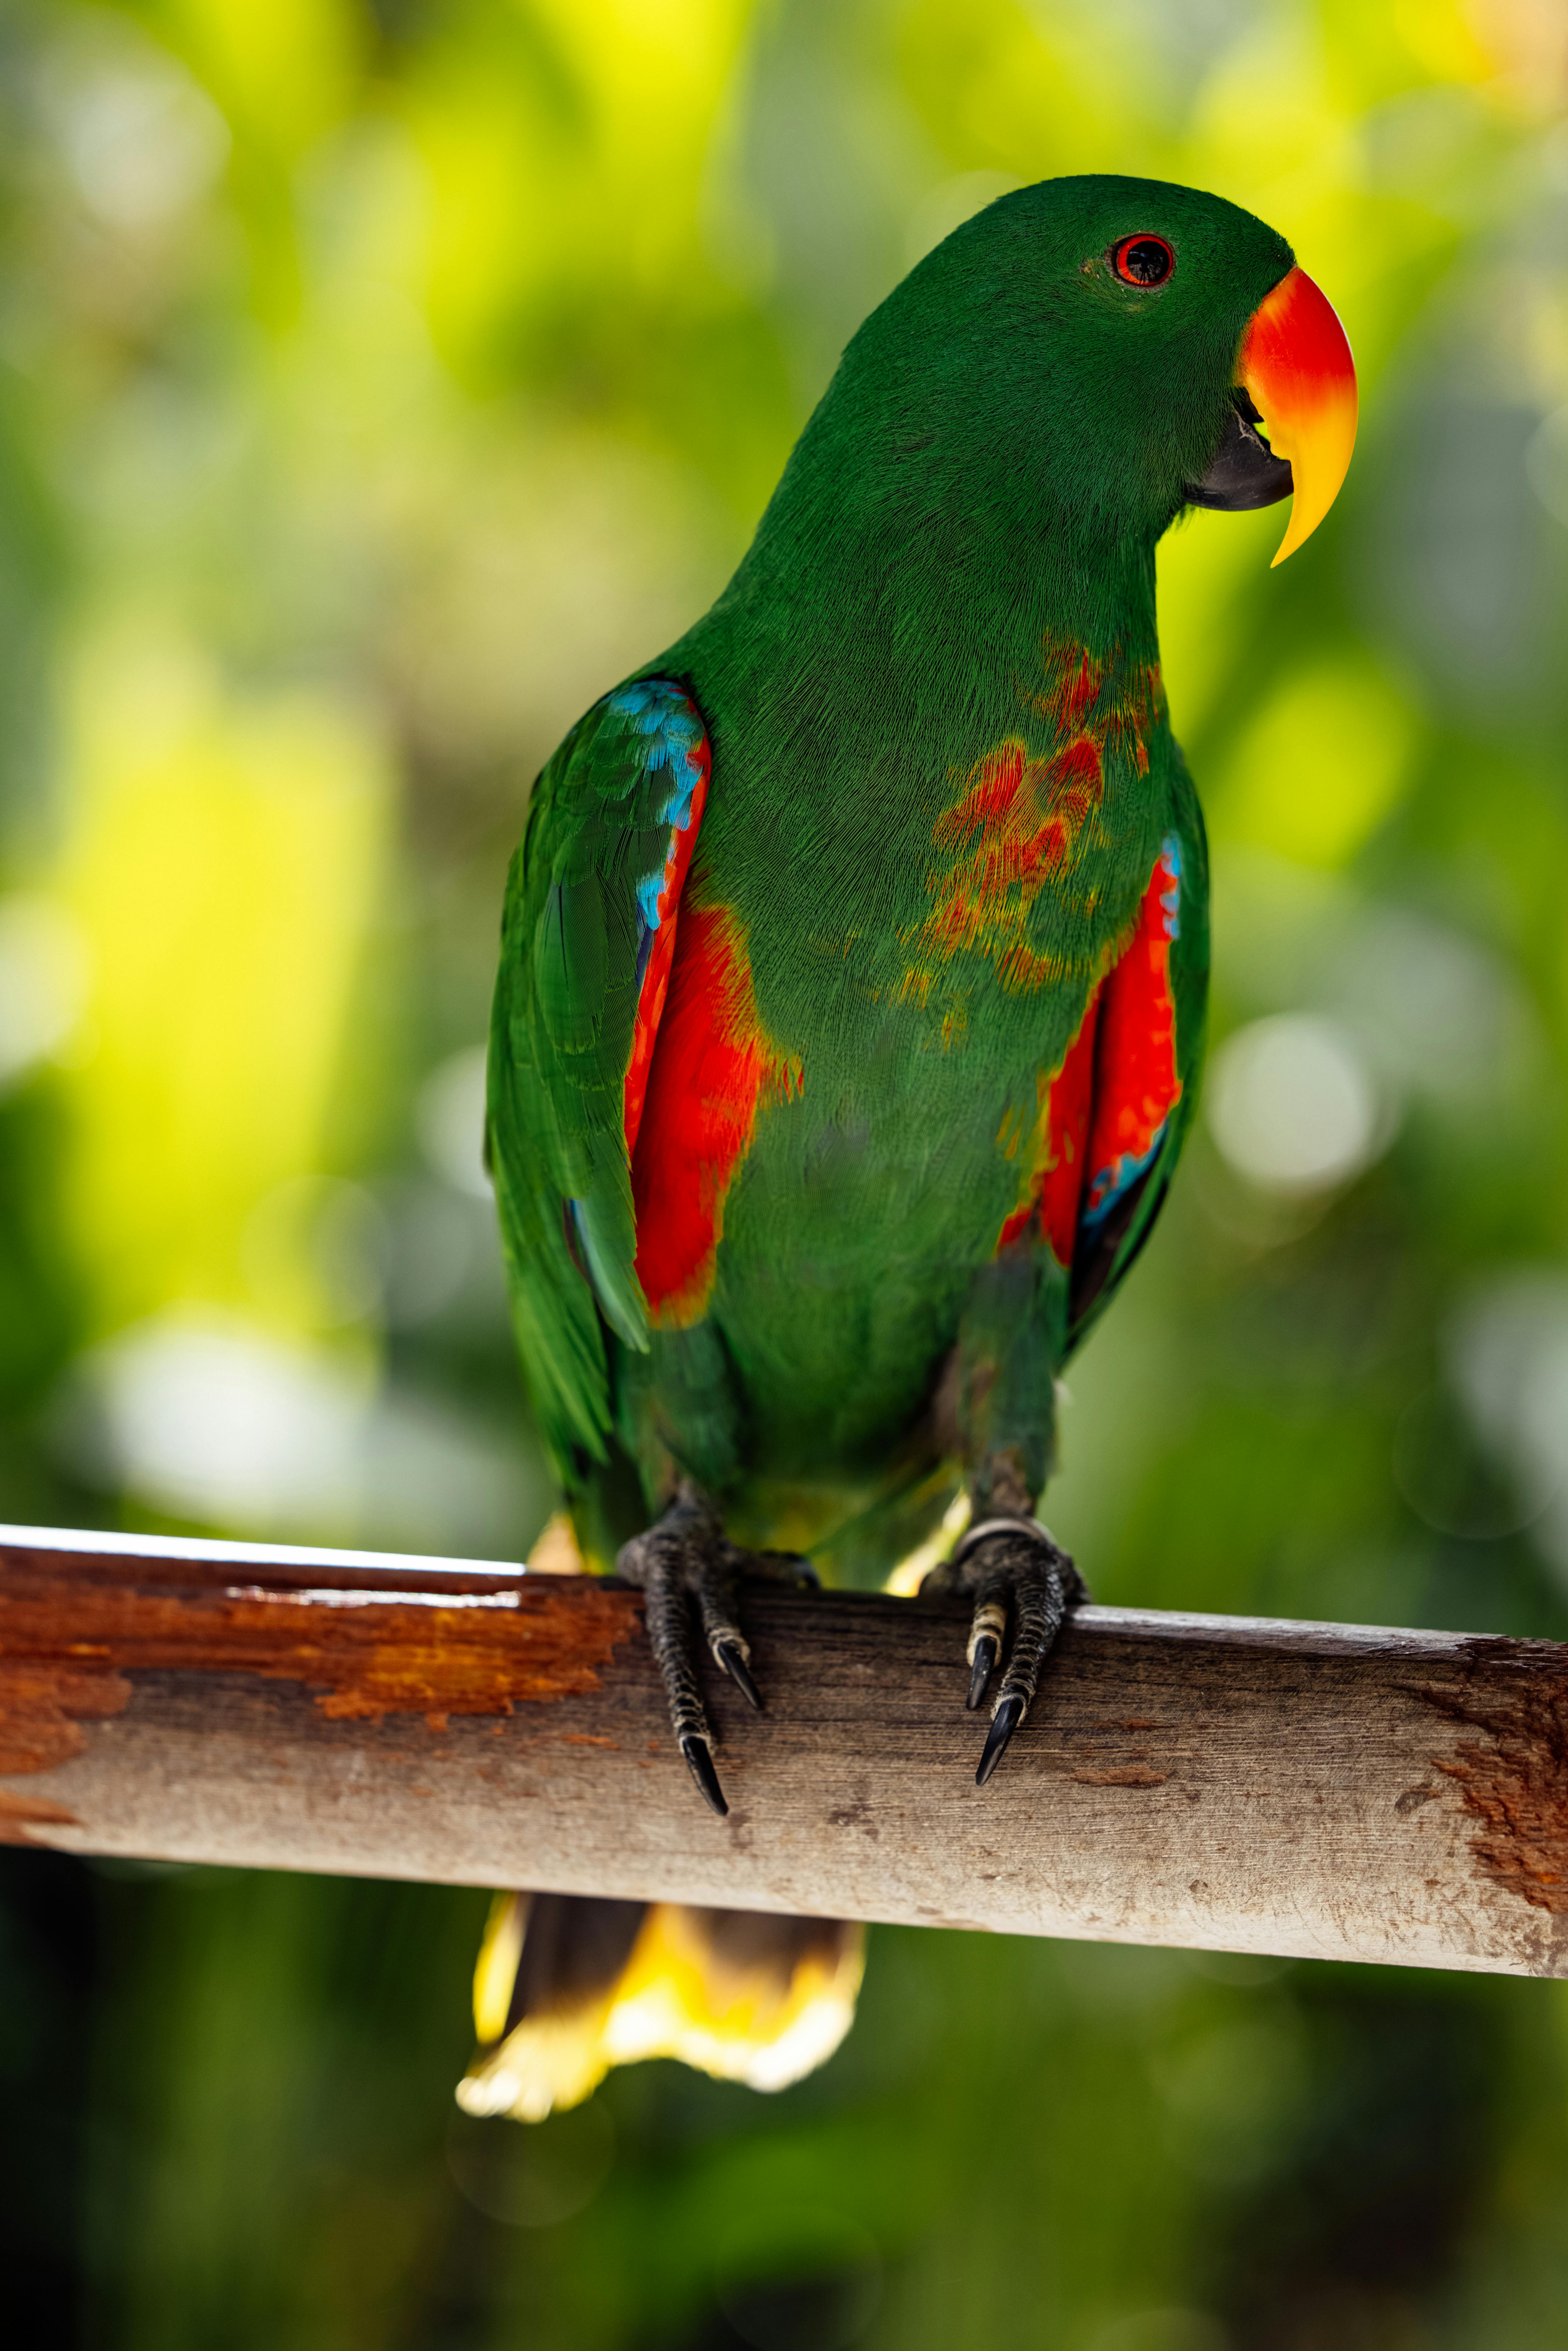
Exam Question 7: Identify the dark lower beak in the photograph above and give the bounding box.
[1185,393,1293,513]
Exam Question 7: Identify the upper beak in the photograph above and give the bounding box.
[1186,266,1358,567]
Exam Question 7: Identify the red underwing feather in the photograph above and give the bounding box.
[1039,990,1103,1264]
[623,742,709,1161]
[995,834,1183,1269]
[632,901,802,1328]
[996,990,1102,1259]
[1082,835,1183,1224]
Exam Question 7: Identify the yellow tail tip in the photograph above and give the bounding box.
[459,1901,866,2123]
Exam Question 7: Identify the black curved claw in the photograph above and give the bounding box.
[975,1693,1025,1787]
[681,1734,729,1816]
[715,1637,763,1711]
[967,1634,999,1711]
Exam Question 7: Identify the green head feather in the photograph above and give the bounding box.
[728,175,1295,650]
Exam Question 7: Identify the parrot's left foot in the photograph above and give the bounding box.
[616,1482,814,1818]
[923,1517,1085,1786]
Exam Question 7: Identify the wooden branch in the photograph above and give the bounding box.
[2,1523,1566,1975]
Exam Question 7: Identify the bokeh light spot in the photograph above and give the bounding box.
[1206,1014,1387,1194]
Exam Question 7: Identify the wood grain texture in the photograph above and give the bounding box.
[2,1525,1566,1975]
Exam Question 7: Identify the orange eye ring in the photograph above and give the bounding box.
[1112,234,1175,287]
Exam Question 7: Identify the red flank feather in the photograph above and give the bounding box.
[623,749,710,1161]
[633,900,802,1326]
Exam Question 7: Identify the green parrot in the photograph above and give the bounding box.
[459,175,1357,2123]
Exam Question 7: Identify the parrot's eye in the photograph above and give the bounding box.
[1112,235,1175,287]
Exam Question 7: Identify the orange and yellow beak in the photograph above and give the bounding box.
[1237,266,1358,566]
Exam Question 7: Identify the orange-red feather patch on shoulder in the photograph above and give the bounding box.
[907,634,1162,999]
[632,900,803,1328]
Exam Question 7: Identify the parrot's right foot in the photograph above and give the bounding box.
[615,1482,813,1818]
[922,1516,1085,1786]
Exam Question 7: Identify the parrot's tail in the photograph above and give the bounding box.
[455,1892,865,2123]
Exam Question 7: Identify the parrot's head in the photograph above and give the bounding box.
[845,173,1356,570]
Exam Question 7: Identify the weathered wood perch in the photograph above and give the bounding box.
[2,1522,1566,1975]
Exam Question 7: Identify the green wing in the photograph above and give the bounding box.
[486,678,710,1485]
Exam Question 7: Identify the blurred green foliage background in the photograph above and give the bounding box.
[4,0,1568,2344]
